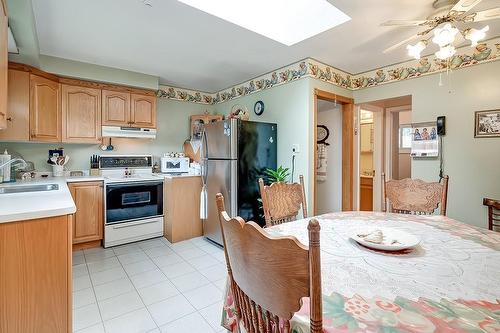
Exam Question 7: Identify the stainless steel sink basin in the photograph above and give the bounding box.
[0,184,59,194]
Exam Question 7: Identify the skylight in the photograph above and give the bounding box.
[177,0,351,46]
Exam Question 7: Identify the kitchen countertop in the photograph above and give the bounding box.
[161,173,201,179]
[0,176,104,224]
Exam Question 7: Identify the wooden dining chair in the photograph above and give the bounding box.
[382,173,449,215]
[216,193,322,333]
[258,175,307,227]
[483,198,500,231]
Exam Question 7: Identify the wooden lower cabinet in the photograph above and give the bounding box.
[0,214,72,333]
[69,181,104,245]
[360,176,373,211]
[164,176,202,243]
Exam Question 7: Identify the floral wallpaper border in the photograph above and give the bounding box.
[157,37,500,105]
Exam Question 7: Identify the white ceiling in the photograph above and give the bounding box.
[32,0,500,92]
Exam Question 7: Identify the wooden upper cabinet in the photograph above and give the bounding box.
[102,89,130,126]
[29,74,61,142]
[0,70,30,141]
[0,0,7,130]
[131,93,156,128]
[69,181,103,244]
[62,84,101,143]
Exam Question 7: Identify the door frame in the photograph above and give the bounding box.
[313,89,355,214]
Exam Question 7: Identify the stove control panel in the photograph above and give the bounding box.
[99,155,152,169]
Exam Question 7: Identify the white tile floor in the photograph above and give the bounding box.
[72,237,229,333]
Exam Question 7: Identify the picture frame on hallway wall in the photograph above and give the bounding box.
[474,110,500,138]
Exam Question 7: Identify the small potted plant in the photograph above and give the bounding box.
[263,165,290,184]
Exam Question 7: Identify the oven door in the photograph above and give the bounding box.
[105,181,163,225]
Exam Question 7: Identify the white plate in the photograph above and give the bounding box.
[350,227,421,251]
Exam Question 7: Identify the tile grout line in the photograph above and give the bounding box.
[74,237,226,332]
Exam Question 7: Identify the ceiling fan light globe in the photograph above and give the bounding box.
[407,41,427,59]
[465,25,489,47]
[432,23,459,47]
[435,45,457,60]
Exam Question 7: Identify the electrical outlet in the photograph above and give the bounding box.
[292,144,300,154]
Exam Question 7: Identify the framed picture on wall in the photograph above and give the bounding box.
[474,110,500,138]
[410,121,439,158]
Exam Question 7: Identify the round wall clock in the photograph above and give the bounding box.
[254,101,265,116]
[317,125,330,145]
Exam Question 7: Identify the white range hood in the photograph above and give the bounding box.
[102,126,157,139]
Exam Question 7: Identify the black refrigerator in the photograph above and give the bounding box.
[201,119,277,246]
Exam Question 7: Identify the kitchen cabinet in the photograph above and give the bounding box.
[0,0,7,130]
[102,89,130,126]
[0,70,30,141]
[190,113,223,140]
[69,181,104,246]
[164,176,202,243]
[30,74,61,142]
[102,90,156,128]
[360,176,373,211]
[0,214,72,333]
[131,93,156,128]
[62,84,101,143]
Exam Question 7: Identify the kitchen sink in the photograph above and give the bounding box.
[0,184,59,194]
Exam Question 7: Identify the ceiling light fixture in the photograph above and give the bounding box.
[382,0,500,61]
[406,40,427,59]
[435,45,456,60]
[431,23,459,47]
[464,25,489,47]
[177,0,351,46]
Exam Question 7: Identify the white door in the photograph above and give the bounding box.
[372,108,384,211]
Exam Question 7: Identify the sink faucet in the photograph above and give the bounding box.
[0,158,28,171]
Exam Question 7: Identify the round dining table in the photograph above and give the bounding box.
[220,211,500,333]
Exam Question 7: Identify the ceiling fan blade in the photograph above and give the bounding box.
[383,34,420,53]
[381,20,428,27]
[471,7,500,21]
[450,0,483,13]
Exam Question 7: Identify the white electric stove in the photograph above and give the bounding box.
[100,155,164,248]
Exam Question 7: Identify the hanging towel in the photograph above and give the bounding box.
[200,184,208,219]
[190,139,202,155]
[317,143,328,182]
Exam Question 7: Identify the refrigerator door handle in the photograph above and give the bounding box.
[230,160,238,218]
[201,129,209,186]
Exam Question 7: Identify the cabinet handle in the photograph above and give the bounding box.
[6,117,12,122]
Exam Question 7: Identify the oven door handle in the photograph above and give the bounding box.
[111,219,161,229]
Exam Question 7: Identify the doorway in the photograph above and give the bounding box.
[315,99,343,214]
[312,89,354,215]
[354,96,412,211]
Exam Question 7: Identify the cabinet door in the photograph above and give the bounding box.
[29,74,61,142]
[0,0,7,130]
[131,93,156,128]
[69,181,104,244]
[62,84,101,143]
[0,70,30,141]
[102,89,130,126]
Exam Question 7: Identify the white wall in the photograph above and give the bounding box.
[0,99,216,171]
[316,102,342,214]
[353,61,500,228]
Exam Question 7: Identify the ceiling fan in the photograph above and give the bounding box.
[381,0,500,60]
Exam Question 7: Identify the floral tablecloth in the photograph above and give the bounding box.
[221,212,500,333]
